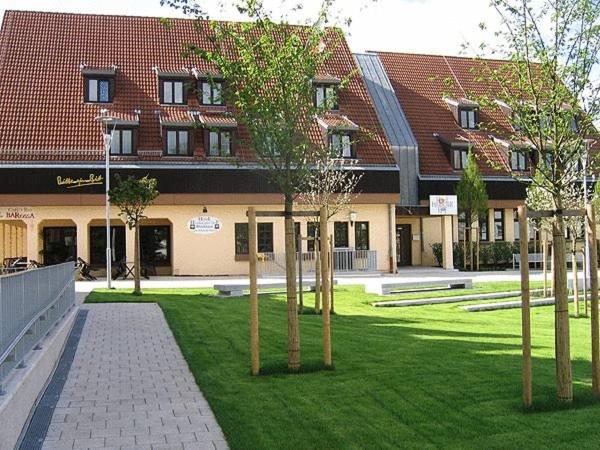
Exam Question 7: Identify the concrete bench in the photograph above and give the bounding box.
[365,278,473,296]
[214,280,336,297]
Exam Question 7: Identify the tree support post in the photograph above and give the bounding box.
[519,206,532,408]
[320,207,332,367]
[586,204,599,396]
[543,237,548,297]
[248,207,260,376]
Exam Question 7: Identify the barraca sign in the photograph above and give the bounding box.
[188,216,222,235]
[0,207,35,220]
[56,173,104,189]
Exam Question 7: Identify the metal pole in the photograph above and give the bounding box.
[104,132,112,289]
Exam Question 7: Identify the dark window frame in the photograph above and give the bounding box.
[334,221,349,248]
[355,221,370,251]
[458,107,478,129]
[452,147,469,170]
[84,76,114,103]
[235,222,274,255]
[510,148,530,171]
[110,128,137,155]
[164,128,192,156]
[307,222,319,252]
[494,209,505,241]
[314,83,339,110]
[513,208,520,241]
[159,78,187,105]
[199,79,224,106]
[329,131,356,159]
[42,226,77,265]
[206,129,233,157]
[89,226,126,266]
[479,213,489,242]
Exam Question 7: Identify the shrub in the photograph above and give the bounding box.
[431,243,443,267]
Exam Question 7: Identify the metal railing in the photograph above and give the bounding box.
[0,262,76,394]
[257,249,378,275]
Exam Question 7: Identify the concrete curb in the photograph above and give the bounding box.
[0,306,78,450]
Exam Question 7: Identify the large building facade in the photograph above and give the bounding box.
[0,11,399,276]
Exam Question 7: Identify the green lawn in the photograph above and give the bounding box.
[86,284,600,449]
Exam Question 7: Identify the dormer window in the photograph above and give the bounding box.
[164,129,191,156]
[110,129,135,155]
[510,149,529,171]
[315,84,338,110]
[85,78,112,103]
[452,147,468,170]
[207,130,232,157]
[330,132,355,158]
[161,79,186,105]
[459,108,477,129]
[200,79,224,105]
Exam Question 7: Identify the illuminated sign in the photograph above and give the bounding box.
[56,174,104,189]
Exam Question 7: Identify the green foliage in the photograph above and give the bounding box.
[109,175,159,229]
[455,149,489,224]
[479,242,515,268]
[430,243,443,267]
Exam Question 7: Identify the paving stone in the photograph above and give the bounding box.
[38,304,228,449]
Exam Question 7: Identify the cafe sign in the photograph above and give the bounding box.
[56,173,104,189]
[0,207,35,220]
[188,216,222,235]
[429,195,458,216]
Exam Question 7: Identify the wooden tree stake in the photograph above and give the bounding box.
[572,249,580,318]
[519,206,532,408]
[587,204,600,396]
[320,208,332,367]
[248,207,260,376]
[543,237,548,297]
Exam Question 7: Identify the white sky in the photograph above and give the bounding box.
[0,0,502,56]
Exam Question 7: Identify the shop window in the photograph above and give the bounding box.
[200,79,223,105]
[334,222,349,248]
[110,129,135,155]
[43,227,77,265]
[140,225,171,266]
[355,221,370,250]
[89,226,126,266]
[235,223,273,255]
[494,209,504,241]
[85,77,112,103]
[479,213,488,242]
[307,221,319,252]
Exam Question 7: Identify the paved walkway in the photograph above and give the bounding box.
[41,303,227,450]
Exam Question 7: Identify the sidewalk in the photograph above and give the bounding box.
[39,303,227,450]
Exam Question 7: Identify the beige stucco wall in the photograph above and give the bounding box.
[1,202,393,276]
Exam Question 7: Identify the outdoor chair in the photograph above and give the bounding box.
[112,258,127,280]
[77,257,97,281]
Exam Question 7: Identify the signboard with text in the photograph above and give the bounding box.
[0,207,35,221]
[429,195,458,216]
[187,216,222,235]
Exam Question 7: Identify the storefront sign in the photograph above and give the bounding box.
[56,173,104,189]
[429,195,457,215]
[187,216,222,235]
[0,207,35,220]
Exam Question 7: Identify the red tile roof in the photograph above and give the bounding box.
[0,10,394,166]
[375,52,516,176]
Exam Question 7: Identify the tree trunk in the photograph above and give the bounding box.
[553,216,573,402]
[320,208,332,367]
[248,207,260,375]
[586,204,600,396]
[314,233,321,314]
[572,238,579,318]
[284,197,300,371]
[133,222,141,295]
[543,237,548,297]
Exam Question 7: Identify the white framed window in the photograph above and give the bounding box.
[161,80,185,105]
[459,108,477,129]
[315,84,338,109]
[330,132,354,158]
[165,129,190,155]
[109,129,134,155]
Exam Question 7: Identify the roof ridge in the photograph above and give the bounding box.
[371,50,513,64]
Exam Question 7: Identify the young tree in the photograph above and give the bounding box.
[166,0,352,371]
[455,150,489,271]
[475,0,600,402]
[109,175,159,295]
[299,153,362,313]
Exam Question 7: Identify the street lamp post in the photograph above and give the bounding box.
[95,111,115,289]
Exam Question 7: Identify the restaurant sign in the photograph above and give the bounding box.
[188,216,222,235]
[0,207,35,220]
[429,195,458,216]
[56,173,104,189]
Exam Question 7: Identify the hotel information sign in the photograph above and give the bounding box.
[429,195,457,216]
[188,216,222,235]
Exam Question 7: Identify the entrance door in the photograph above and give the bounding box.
[396,224,412,267]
